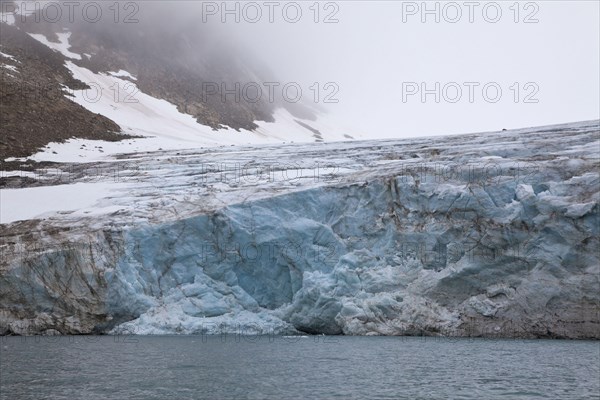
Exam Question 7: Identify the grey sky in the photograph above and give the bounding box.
[7,0,597,138]
[222,1,600,138]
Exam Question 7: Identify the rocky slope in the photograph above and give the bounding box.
[1,1,324,161]
[1,120,598,338]
[0,22,124,160]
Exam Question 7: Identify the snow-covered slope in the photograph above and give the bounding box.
[2,9,361,161]
[4,30,359,163]
[1,121,598,338]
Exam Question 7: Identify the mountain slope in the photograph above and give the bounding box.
[0,23,124,160]
[1,2,356,162]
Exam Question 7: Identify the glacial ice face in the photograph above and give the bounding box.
[1,121,599,337]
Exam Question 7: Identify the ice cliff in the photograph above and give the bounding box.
[1,121,599,338]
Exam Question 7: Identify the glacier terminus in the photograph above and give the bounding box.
[0,121,598,339]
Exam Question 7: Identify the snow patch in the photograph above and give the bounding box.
[0,51,18,62]
[0,182,130,224]
[108,70,137,80]
[28,32,82,60]
[2,64,19,73]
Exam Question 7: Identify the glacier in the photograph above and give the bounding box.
[0,121,599,338]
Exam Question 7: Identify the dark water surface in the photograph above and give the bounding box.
[1,336,598,399]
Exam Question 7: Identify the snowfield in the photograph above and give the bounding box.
[11,31,361,164]
[0,182,131,224]
[0,120,598,338]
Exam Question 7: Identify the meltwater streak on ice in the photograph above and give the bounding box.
[0,336,599,400]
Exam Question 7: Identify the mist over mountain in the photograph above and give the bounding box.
[1,1,329,160]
